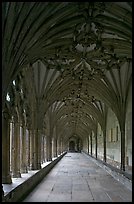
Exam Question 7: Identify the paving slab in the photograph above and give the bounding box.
[22,152,132,202]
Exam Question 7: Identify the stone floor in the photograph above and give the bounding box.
[22,152,132,202]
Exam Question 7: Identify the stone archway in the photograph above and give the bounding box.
[69,141,75,152]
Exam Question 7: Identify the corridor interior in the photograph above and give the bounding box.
[2,2,132,203]
[22,152,132,202]
[4,152,132,202]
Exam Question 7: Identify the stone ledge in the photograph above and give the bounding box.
[2,152,67,202]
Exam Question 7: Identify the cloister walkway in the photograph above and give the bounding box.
[22,152,132,202]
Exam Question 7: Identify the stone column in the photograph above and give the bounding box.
[29,129,33,170]
[12,117,21,178]
[103,128,106,162]
[41,136,45,163]
[87,136,89,154]
[61,138,63,153]
[119,116,126,171]
[53,137,58,158]
[95,133,97,159]
[31,129,41,169]
[44,136,47,162]
[95,125,98,159]
[27,129,31,169]
[57,138,61,155]
[90,132,92,156]
[120,128,125,171]
[2,109,12,184]
[37,129,41,169]
[46,136,52,161]
[103,105,108,163]
[2,185,5,202]
[53,127,57,157]
[31,129,35,170]
[10,121,14,175]
[52,139,54,158]
[21,124,28,173]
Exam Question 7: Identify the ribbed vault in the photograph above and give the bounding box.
[3,2,132,157]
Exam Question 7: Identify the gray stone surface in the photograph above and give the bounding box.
[23,153,132,202]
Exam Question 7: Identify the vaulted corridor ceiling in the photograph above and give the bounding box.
[2,2,132,143]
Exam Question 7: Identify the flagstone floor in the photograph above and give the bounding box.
[22,152,132,202]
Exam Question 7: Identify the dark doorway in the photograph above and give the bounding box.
[69,141,75,152]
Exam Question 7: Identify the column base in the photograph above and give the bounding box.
[31,163,41,170]
[38,163,41,169]
[21,166,28,173]
[54,153,58,158]
[2,174,12,184]
[21,169,28,173]
[12,172,21,178]
[47,158,52,162]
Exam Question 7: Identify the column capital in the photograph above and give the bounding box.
[2,107,11,120]
[13,112,19,123]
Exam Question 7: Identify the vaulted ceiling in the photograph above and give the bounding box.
[2,2,132,141]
